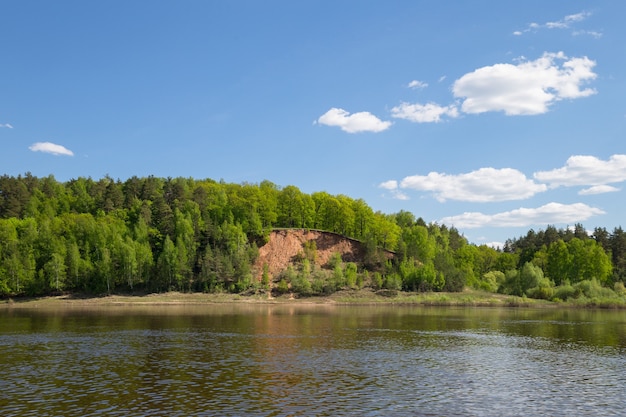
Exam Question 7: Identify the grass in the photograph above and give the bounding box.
[2,287,625,309]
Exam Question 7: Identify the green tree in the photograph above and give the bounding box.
[65,241,84,290]
[494,251,519,273]
[157,236,179,291]
[44,252,66,292]
[332,264,345,290]
[546,240,570,285]
[500,262,548,297]
[291,261,312,295]
[399,224,436,263]
[566,238,612,284]
[352,199,374,240]
[277,185,305,228]
[519,261,545,294]
[344,262,358,289]
[480,271,504,292]
[611,227,626,282]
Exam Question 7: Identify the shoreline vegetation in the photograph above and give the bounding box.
[3,288,626,309]
[1,174,625,306]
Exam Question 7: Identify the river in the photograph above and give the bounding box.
[0,304,624,416]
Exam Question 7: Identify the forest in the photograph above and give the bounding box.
[0,173,625,303]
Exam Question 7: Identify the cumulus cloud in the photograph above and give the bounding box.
[391,102,459,123]
[440,202,605,229]
[29,142,74,156]
[389,51,596,126]
[394,167,546,202]
[319,15,599,130]
[317,107,392,133]
[453,52,597,115]
[0,123,13,128]
[382,154,625,204]
[408,80,428,89]
[534,154,626,188]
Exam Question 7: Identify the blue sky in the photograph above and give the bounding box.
[1,1,625,247]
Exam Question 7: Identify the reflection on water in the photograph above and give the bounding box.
[0,305,624,416]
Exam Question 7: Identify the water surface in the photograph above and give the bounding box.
[0,304,624,416]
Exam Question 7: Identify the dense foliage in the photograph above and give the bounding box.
[0,174,625,303]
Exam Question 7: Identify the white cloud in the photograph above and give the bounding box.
[566,12,590,22]
[396,167,546,202]
[393,51,597,125]
[390,190,410,200]
[579,185,620,195]
[408,80,428,89]
[573,30,603,39]
[515,11,595,35]
[558,11,591,26]
[382,153,623,206]
[0,123,13,128]
[453,52,597,115]
[440,202,605,229]
[378,180,409,200]
[379,180,398,190]
[534,154,626,187]
[29,141,74,156]
[391,102,459,123]
[317,107,392,133]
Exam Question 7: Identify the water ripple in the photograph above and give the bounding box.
[0,308,624,416]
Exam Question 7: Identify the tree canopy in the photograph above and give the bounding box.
[0,174,624,302]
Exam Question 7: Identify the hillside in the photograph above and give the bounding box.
[253,229,393,281]
[0,174,623,301]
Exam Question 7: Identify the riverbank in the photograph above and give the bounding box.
[3,288,624,309]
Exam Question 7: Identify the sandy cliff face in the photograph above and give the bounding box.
[253,229,381,280]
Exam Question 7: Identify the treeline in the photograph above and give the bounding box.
[388,212,625,302]
[0,173,625,303]
[0,174,401,295]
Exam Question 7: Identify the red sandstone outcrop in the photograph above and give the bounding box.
[253,229,392,280]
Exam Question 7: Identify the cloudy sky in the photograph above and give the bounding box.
[1,1,624,247]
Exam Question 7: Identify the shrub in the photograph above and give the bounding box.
[499,269,522,296]
[553,284,576,301]
[291,273,312,296]
[574,279,616,300]
[332,264,345,290]
[261,263,270,289]
[328,252,343,269]
[356,270,366,289]
[527,285,554,300]
[311,270,334,295]
[276,278,289,294]
[383,273,402,291]
[441,269,461,292]
[372,272,383,290]
[311,276,325,295]
[479,271,504,293]
[344,262,357,289]
[303,240,318,263]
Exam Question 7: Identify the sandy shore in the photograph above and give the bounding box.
[0,289,548,309]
